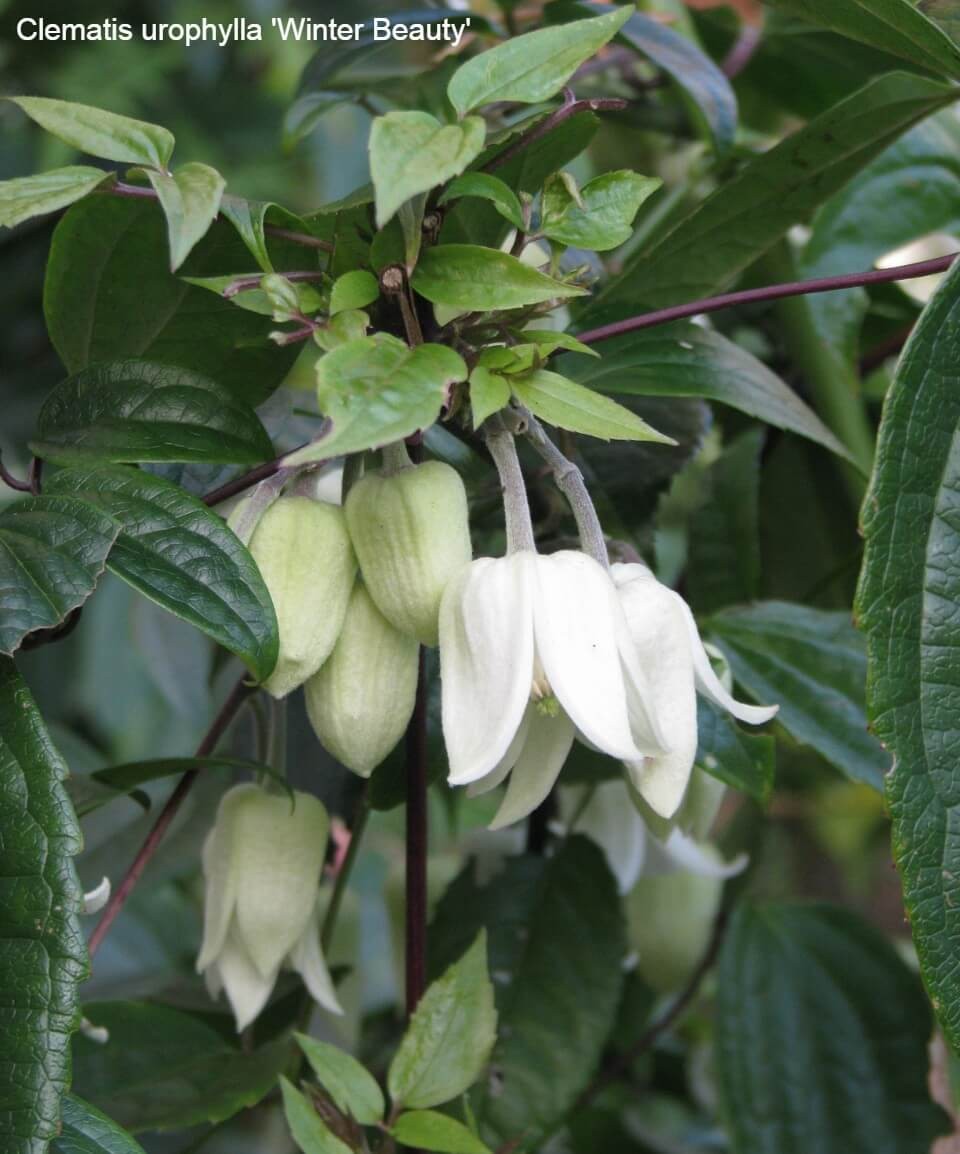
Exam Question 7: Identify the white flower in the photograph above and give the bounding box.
[197,784,342,1031]
[439,550,666,828]
[612,562,778,820]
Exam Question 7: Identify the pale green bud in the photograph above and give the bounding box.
[248,495,356,698]
[345,460,472,645]
[305,583,418,776]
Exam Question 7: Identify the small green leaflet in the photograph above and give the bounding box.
[285,336,467,464]
[369,111,486,227]
[412,245,586,312]
[447,7,633,115]
[519,330,600,358]
[7,96,175,169]
[294,1034,384,1125]
[330,270,378,316]
[391,1111,494,1154]
[145,163,226,271]
[219,195,319,273]
[440,173,525,230]
[470,366,512,427]
[387,931,497,1110]
[52,1096,147,1154]
[279,1078,353,1154]
[512,369,674,443]
[0,166,111,229]
[541,170,662,251]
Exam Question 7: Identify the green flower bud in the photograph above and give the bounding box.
[305,583,418,776]
[345,460,472,645]
[248,495,356,698]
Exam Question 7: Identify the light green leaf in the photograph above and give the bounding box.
[52,1096,147,1154]
[470,366,512,428]
[330,270,379,316]
[279,1078,353,1154]
[370,111,486,227]
[512,369,673,443]
[541,170,661,251]
[285,337,466,464]
[519,329,600,358]
[388,932,497,1110]
[294,1034,384,1126]
[0,659,87,1154]
[857,258,960,1048]
[7,96,174,169]
[392,1111,493,1154]
[440,173,525,230]
[0,166,110,229]
[447,7,633,115]
[412,244,586,312]
[146,163,226,271]
[314,310,371,351]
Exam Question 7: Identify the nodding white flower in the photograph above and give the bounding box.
[439,549,666,829]
[612,563,778,820]
[197,784,342,1031]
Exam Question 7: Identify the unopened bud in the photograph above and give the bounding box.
[305,584,418,776]
[626,868,723,994]
[345,460,471,645]
[248,495,356,697]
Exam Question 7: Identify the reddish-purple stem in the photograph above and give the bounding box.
[485,91,628,173]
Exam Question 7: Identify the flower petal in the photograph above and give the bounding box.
[196,786,251,971]
[532,552,642,761]
[562,781,647,894]
[441,555,535,785]
[217,923,279,1031]
[467,706,533,798]
[489,708,574,830]
[287,904,343,1016]
[644,827,748,879]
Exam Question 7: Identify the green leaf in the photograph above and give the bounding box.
[559,325,850,459]
[7,97,175,168]
[145,163,226,272]
[470,366,512,428]
[412,244,586,312]
[587,72,960,317]
[218,195,318,274]
[279,1078,353,1154]
[857,258,960,1048]
[45,465,279,682]
[369,111,486,227]
[696,698,775,806]
[716,903,948,1154]
[294,1034,384,1126]
[0,167,110,229]
[0,495,119,656]
[440,173,525,230]
[541,170,661,251]
[428,837,626,1146]
[91,756,291,802]
[512,369,673,443]
[283,92,361,149]
[767,0,960,80]
[329,270,378,316]
[388,932,497,1110]
[447,6,632,115]
[52,1096,147,1154]
[285,337,466,465]
[921,0,960,41]
[72,1002,290,1133]
[709,602,889,790]
[0,658,87,1154]
[518,330,599,358]
[32,360,272,466]
[392,1111,493,1154]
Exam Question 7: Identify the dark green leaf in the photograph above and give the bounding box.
[412,245,586,311]
[857,258,960,1047]
[439,173,524,230]
[921,0,960,41]
[294,1034,384,1125]
[279,1078,352,1154]
[0,167,110,230]
[46,465,279,682]
[0,658,87,1154]
[696,698,775,806]
[145,163,226,272]
[33,361,272,466]
[392,1111,493,1154]
[7,97,174,168]
[716,902,948,1154]
[52,1096,146,1154]
[512,369,673,442]
[91,756,289,800]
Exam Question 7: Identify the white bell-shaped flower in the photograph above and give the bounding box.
[197,784,342,1031]
[440,549,666,828]
[612,562,778,820]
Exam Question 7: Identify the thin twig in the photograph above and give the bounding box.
[483,414,536,553]
[28,458,43,496]
[202,456,291,507]
[405,647,429,1016]
[87,676,255,958]
[223,270,326,298]
[485,90,628,173]
[576,253,960,345]
[0,450,33,493]
[722,24,762,79]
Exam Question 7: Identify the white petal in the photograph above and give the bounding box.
[196,787,252,971]
[490,708,575,830]
[82,876,111,916]
[645,827,748,879]
[288,905,343,1016]
[532,552,642,761]
[467,706,533,797]
[217,924,279,1032]
[563,781,647,894]
[441,555,536,785]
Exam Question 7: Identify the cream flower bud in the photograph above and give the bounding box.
[248,495,357,698]
[304,584,419,776]
[345,460,472,646]
[197,784,342,1031]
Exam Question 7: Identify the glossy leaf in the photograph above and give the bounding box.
[145,163,226,271]
[392,1112,493,1154]
[33,360,272,466]
[0,659,87,1154]
[45,465,279,682]
[541,170,661,251]
[696,698,775,806]
[412,245,586,312]
[439,173,524,230]
[857,259,960,1047]
[447,7,632,115]
[388,932,497,1110]
[0,167,110,229]
[709,602,889,790]
[52,1096,147,1154]
[294,1034,384,1126]
[6,97,175,168]
[716,903,947,1154]
[512,369,673,443]
[279,1078,352,1154]
[0,495,118,656]
[329,270,378,316]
